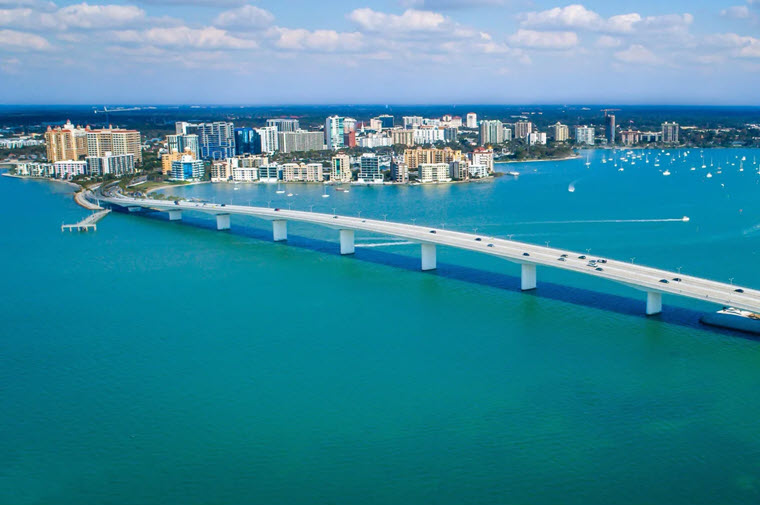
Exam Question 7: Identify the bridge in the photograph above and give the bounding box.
[61,209,110,232]
[99,193,760,316]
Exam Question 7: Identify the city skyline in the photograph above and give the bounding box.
[0,1,759,105]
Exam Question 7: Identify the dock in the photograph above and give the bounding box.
[61,209,110,232]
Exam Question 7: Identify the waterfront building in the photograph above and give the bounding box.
[0,137,44,149]
[575,126,595,145]
[170,155,204,181]
[325,116,345,150]
[167,134,200,159]
[162,149,196,175]
[281,163,324,182]
[662,122,679,144]
[232,165,258,182]
[480,120,504,145]
[528,132,547,145]
[418,163,451,183]
[641,131,662,143]
[514,121,533,140]
[548,122,569,142]
[278,130,324,153]
[404,147,463,170]
[196,122,235,160]
[391,129,415,147]
[85,127,142,164]
[256,126,278,154]
[391,161,409,183]
[620,130,641,146]
[605,114,616,145]
[14,162,54,177]
[257,164,279,183]
[86,151,135,177]
[466,112,478,129]
[413,126,445,145]
[471,148,494,173]
[358,153,383,184]
[330,154,351,183]
[44,121,87,163]
[449,160,469,181]
[211,159,234,182]
[403,116,424,129]
[266,118,300,132]
[53,160,87,179]
[234,128,258,155]
[469,164,489,179]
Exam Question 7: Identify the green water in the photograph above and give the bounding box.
[2,149,760,503]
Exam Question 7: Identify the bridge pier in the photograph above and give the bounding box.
[273,220,287,242]
[521,264,537,291]
[421,243,436,271]
[340,229,355,255]
[646,292,662,315]
[216,213,230,231]
[168,210,182,221]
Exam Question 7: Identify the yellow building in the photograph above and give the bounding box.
[404,147,462,170]
[391,129,415,147]
[44,120,87,163]
[162,149,195,175]
[330,154,351,183]
[86,128,142,164]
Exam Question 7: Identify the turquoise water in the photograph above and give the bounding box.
[2,148,760,504]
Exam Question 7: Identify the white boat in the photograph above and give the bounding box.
[287,193,293,197]
[663,169,671,176]
[507,171,520,176]
[706,172,713,178]
[276,182,285,194]
[321,184,330,198]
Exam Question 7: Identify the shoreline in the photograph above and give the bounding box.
[2,173,102,210]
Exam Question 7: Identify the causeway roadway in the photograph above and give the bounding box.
[99,193,760,316]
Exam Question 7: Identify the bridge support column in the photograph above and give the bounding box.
[216,213,230,231]
[168,210,182,221]
[273,220,287,242]
[521,264,537,291]
[340,229,355,255]
[421,243,436,271]
[646,292,662,315]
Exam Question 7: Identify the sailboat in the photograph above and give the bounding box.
[321,184,330,198]
[276,181,285,194]
[585,154,591,167]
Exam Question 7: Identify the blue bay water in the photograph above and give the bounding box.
[2,148,760,503]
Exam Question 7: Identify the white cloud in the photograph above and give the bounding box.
[614,44,661,65]
[348,8,446,32]
[705,32,760,58]
[721,5,750,18]
[114,26,257,50]
[268,27,363,52]
[0,28,50,49]
[213,4,274,29]
[595,35,621,48]
[0,2,145,30]
[508,29,578,49]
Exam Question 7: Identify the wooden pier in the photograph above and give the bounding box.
[61,209,111,232]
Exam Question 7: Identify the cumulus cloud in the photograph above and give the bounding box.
[595,35,622,48]
[0,2,145,30]
[705,32,760,58]
[614,44,661,65]
[268,27,363,52]
[0,28,50,49]
[508,29,578,49]
[113,26,257,49]
[348,8,446,32]
[213,4,274,29]
[721,5,751,18]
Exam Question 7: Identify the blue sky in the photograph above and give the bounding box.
[0,0,758,104]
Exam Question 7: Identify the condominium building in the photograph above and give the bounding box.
[391,129,415,147]
[85,127,142,164]
[404,147,463,170]
[548,122,569,142]
[257,164,279,183]
[605,114,616,145]
[391,162,409,183]
[471,148,494,173]
[330,154,351,183]
[170,155,204,181]
[281,163,324,182]
[469,164,489,179]
[418,163,451,183]
[662,122,679,143]
[528,132,547,145]
[278,130,324,153]
[514,121,533,140]
[86,152,135,177]
[343,117,357,134]
[325,116,345,150]
[357,133,392,148]
[575,126,595,145]
[266,118,300,132]
[449,160,469,181]
[162,148,196,175]
[196,122,235,159]
[168,134,200,159]
[14,162,54,178]
[620,130,641,146]
[256,126,278,153]
[466,112,478,129]
[53,160,87,179]
[44,121,87,163]
[479,120,504,145]
[413,126,445,145]
[358,153,383,184]
[403,116,424,129]
[234,128,257,155]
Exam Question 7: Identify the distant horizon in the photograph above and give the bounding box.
[1,104,760,109]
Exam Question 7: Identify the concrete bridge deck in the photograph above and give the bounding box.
[100,194,760,316]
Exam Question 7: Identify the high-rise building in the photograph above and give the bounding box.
[167,134,200,159]
[325,116,345,150]
[662,122,679,143]
[234,128,258,155]
[413,126,445,145]
[278,130,324,153]
[344,130,356,148]
[330,154,351,183]
[443,127,458,142]
[343,117,357,134]
[44,120,88,162]
[266,118,300,132]
[471,148,494,173]
[391,161,409,183]
[192,122,235,160]
[85,127,142,164]
[528,132,547,145]
[377,115,394,129]
[575,126,595,145]
[86,151,135,177]
[466,113,478,129]
[256,126,278,153]
[403,116,424,129]
[170,155,204,181]
[605,114,616,145]
[548,122,569,142]
[358,153,383,184]
[449,160,469,181]
[161,148,196,175]
[514,121,533,140]
[404,147,463,170]
[479,120,504,145]
[418,163,451,183]
[391,129,415,146]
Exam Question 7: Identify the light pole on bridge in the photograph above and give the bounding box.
[729,277,735,285]
[630,257,636,264]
